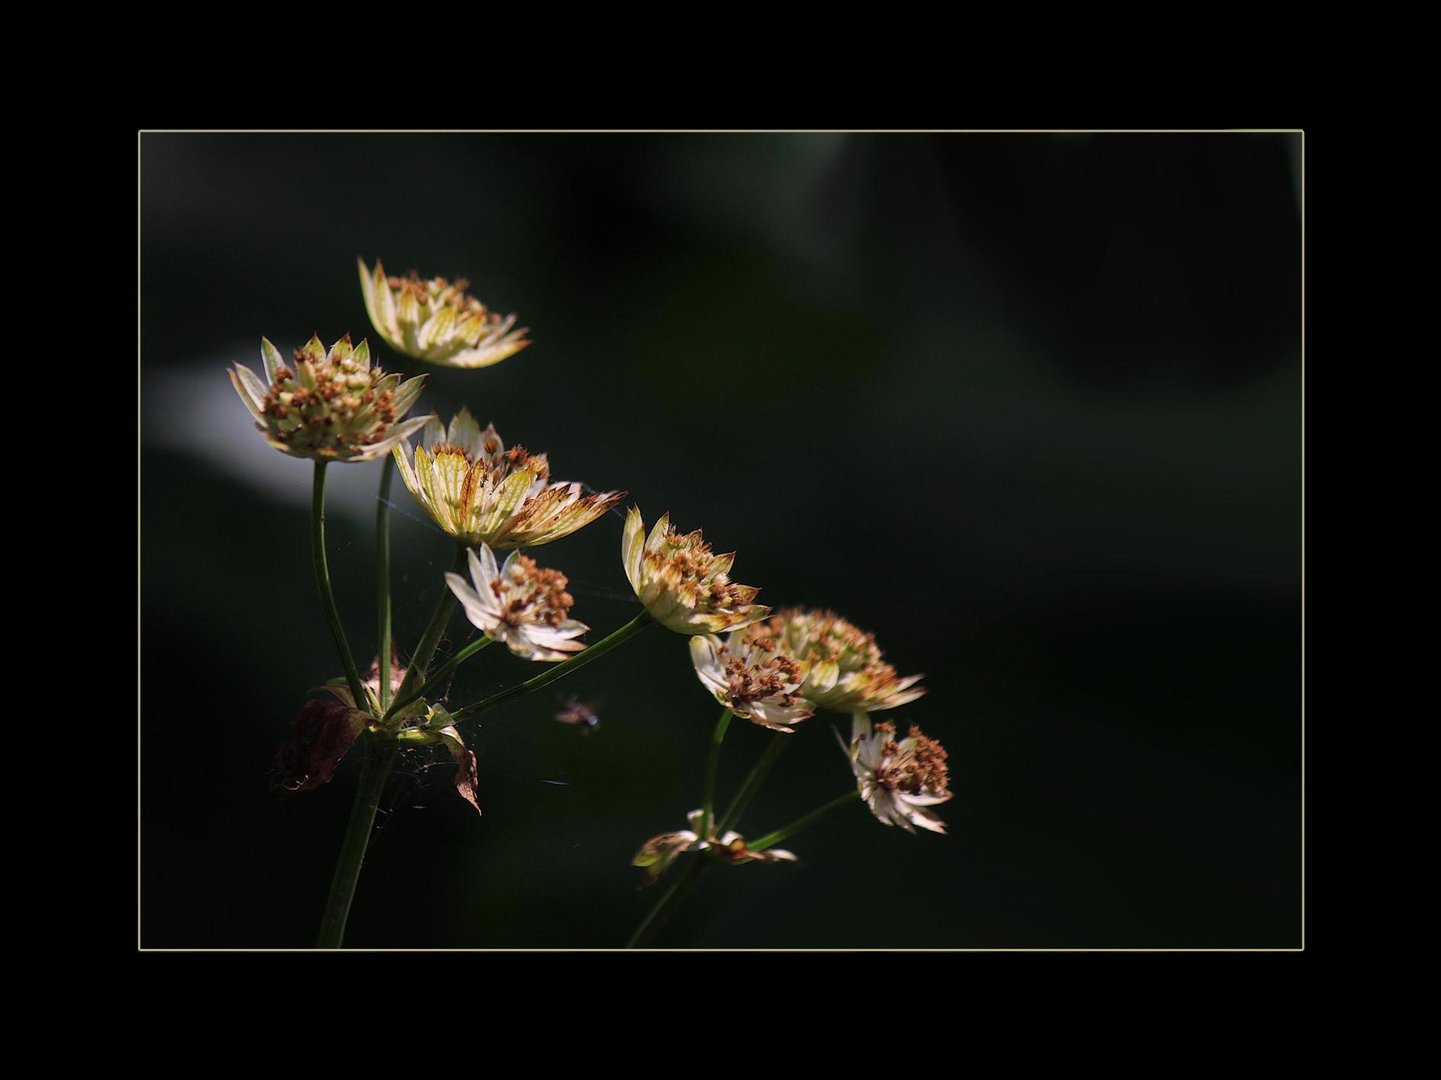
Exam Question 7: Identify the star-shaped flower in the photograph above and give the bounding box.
[844,711,951,834]
[229,335,428,462]
[446,544,589,662]
[359,258,531,369]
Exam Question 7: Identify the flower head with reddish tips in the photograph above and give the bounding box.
[689,626,813,732]
[394,409,625,548]
[844,712,951,834]
[229,335,429,462]
[622,508,769,635]
[632,808,797,887]
[359,258,531,369]
[446,544,589,662]
[762,608,925,713]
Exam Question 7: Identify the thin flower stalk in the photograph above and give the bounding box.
[746,790,862,853]
[316,734,399,948]
[382,635,493,724]
[698,708,733,843]
[627,855,704,949]
[312,461,367,710]
[450,611,652,723]
[377,457,395,711]
[717,735,790,835]
[389,547,468,710]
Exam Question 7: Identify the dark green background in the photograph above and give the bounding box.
[140,133,1302,948]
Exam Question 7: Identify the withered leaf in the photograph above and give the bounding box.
[272,699,369,793]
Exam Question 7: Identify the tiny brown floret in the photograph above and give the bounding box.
[493,555,575,629]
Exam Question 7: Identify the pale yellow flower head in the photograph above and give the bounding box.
[229,335,429,462]
[845,712,951,834]
[394,409,625,548]
[621,508,769,635]
[761,607,925,713]
[358,258,531,369]
[446,544,589,662]
[689,629,813,732]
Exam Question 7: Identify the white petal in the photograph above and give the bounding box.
[385,414,434,451]
[391,377,427,418]
[902,805,948,834]
[259,337,285,384]
[447,571,500,633]
[525,625,589,648]
[688,636,729,696]
[850,711,873,743]
[901,792,952,807]
[758,848,798,863]
[645,512,671,555]
[229,364,267,416]
[448,409,484,455]
[747,700,809,732]
[421,415,445,448]
[477,544,502,589]
[857,733,887,772]
[621,507,645,593]
[807,660,841,696]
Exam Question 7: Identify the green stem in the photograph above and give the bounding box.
[626,856,705,948]
[391,546,467,707]
[451,611,652,723]
[698,708,733,841]
[717,735,790,835]
[376,457,395,711]
[747,790,862,853]
[383,635,492,723]
[316,734,399,948]
[312,461,367,710]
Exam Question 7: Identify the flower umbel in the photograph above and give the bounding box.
[394,409,625,548]
[621,508,770,635]
[845,712,951,834]
[358,258,531,369]
[689,628,813,732]
[763,608,925,712]
[632,808,797,887]
[229,335,429,462]
[446,544,589,662]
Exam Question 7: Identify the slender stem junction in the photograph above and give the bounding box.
[626,855,704,948]
[316,734,400,948]
[451,610,652,723]
[376,457,395,710]
[718,735,790,835]
[383,635,492,723]
[747,790,862,853]
[391,546,467,708]
[698,708,733,841]
[312,461,367,709]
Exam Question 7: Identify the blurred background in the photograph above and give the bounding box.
[140,132,1302,948]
